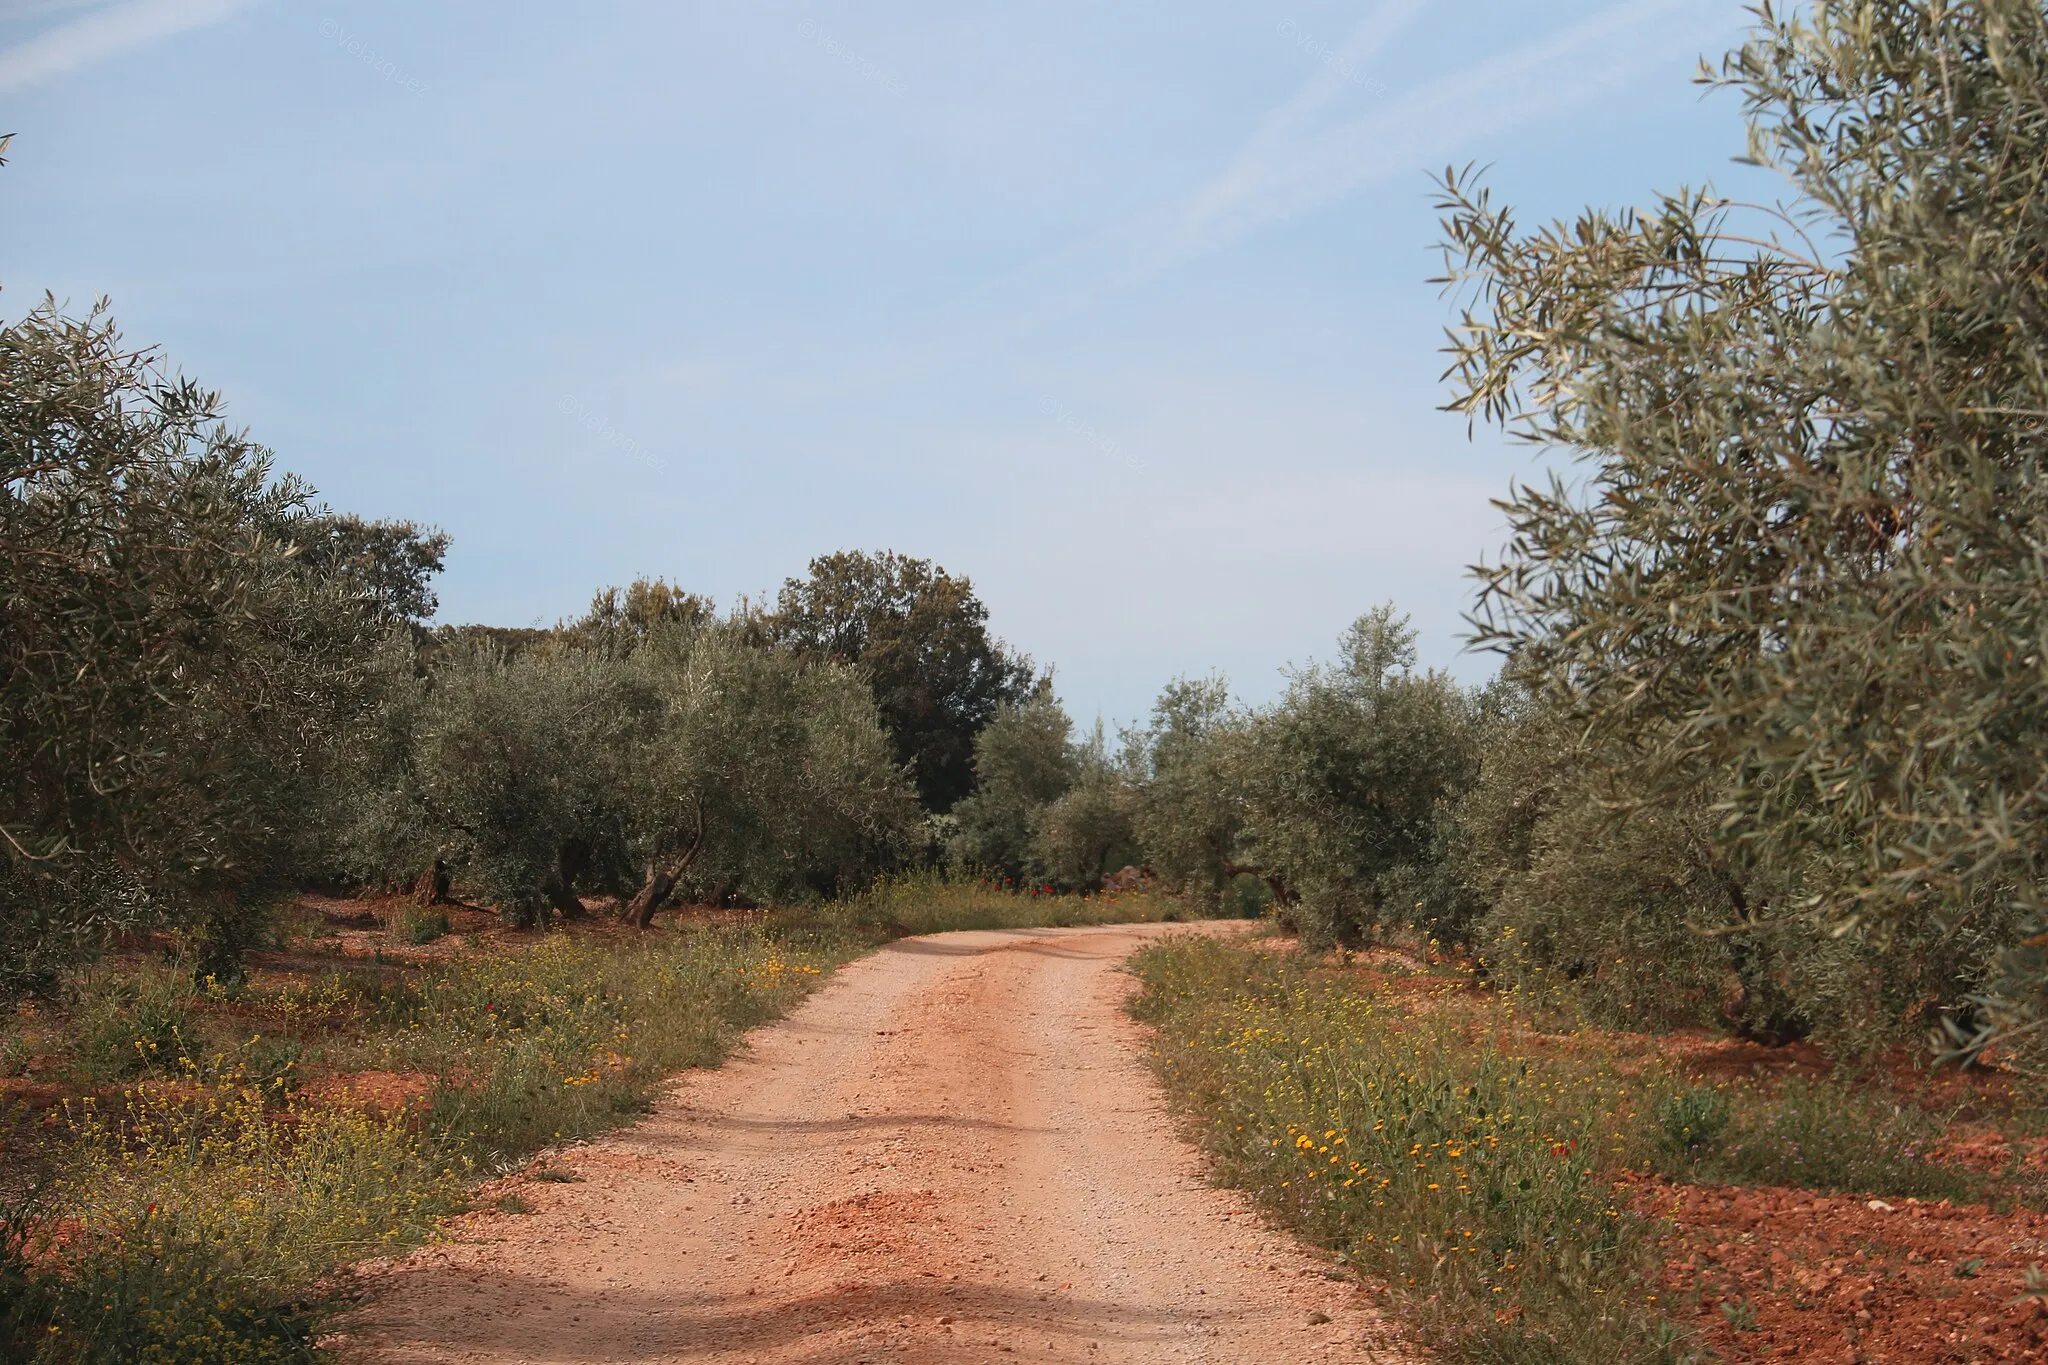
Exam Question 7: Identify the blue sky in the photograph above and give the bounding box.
[0,0,1765,727]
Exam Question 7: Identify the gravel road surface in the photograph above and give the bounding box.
[338,923,1405,1364]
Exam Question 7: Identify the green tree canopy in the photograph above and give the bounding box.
[2,302,383,981]
[949,686,1078,881]
[770,550,1033,811]
[618,621,918,920]
[296,513,449,627]
[1124,676,1245,906]
[1438,0,2048,1054]
[1234,608,1477,948]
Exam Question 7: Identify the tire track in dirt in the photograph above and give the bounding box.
[335,923,1408,1364]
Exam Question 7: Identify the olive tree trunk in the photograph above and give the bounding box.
[543,837,591,922]
[627,798,706,929]
[410,854,450,906]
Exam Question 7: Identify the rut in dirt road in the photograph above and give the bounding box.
[337,923,1408,1364]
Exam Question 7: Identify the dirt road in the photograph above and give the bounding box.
[338,923,1402,1364]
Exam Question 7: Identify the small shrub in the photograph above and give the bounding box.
[1719,1299,1759,1332]
[1654,1087,1733,1159]
[234,1033,305,1097]
[44,1078,465,1363]
[0,1196,56,1359]
[0,1030,38,1079]
[391,907,451,945]
[40,1223,322,1363]
[70,969,198,1083]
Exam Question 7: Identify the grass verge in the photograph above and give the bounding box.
[1128,935,1692,1363]
[817,868,1177,936]
[1125,935,2046,1364]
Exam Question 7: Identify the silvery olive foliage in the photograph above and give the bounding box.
[2,301,384,982]
[1034,720,1141,891]
[616,620,919,912]
[1436,0,2048,1059]
[949,687,1077,883]
[344,616,919,921]
[1122,676,1246,907]
[1122,611,1477,946]
[1231,608,1478,949]
[949,688,1138,889]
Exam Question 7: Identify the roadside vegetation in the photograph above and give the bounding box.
[1131,935,2048,1363]
[0,879,1169,1362]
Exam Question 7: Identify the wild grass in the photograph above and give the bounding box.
[388,928,841,1165]
[1126,936,2048,1364]
[1690,1076,1990,1202]
[386,908,449,946]
[68,967,200,1084]
[1128,936,1694,1364]
[4,923,844,1362]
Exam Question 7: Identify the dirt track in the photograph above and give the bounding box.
[337,923,1403,1364]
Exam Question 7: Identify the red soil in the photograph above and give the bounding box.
[1640,1177,2048,1362]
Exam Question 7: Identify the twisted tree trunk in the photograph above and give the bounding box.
[410,856,451,906]
[543,837,591,922]
[627,798,706,929]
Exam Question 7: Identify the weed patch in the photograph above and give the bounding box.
[1697,1076,1981,1200]
[1127,936,2048,1364]
[68,968,200,1084]
[388,908,449,946]
[4,923,839,1362]
[1128,936,1693,1363]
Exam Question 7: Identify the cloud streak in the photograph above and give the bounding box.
[0,0,247,93]
[867,0,1737,371]
[1156,0,1732,273]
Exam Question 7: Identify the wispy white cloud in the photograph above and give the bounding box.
[0,0,248,93]
[1156,0,1731,273]
[1205,0,1429,205]
[848,0,1735,377]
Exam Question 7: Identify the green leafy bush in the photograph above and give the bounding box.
[769,550,1034,813]
[390,907,450,945]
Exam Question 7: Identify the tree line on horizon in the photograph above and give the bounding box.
[9,0,2048,1068]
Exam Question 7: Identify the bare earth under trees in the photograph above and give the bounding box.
[334,924,1404,1364]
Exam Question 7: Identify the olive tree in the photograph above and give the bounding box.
[1232,608,1477,948]
[1437,0,2048,1056]
[619,621,917,923]
[2,302,380,982]
[1034,721,1141,891]
[367,641,640,925]
[948,687,1077,881]
[1123,677,1245,908]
